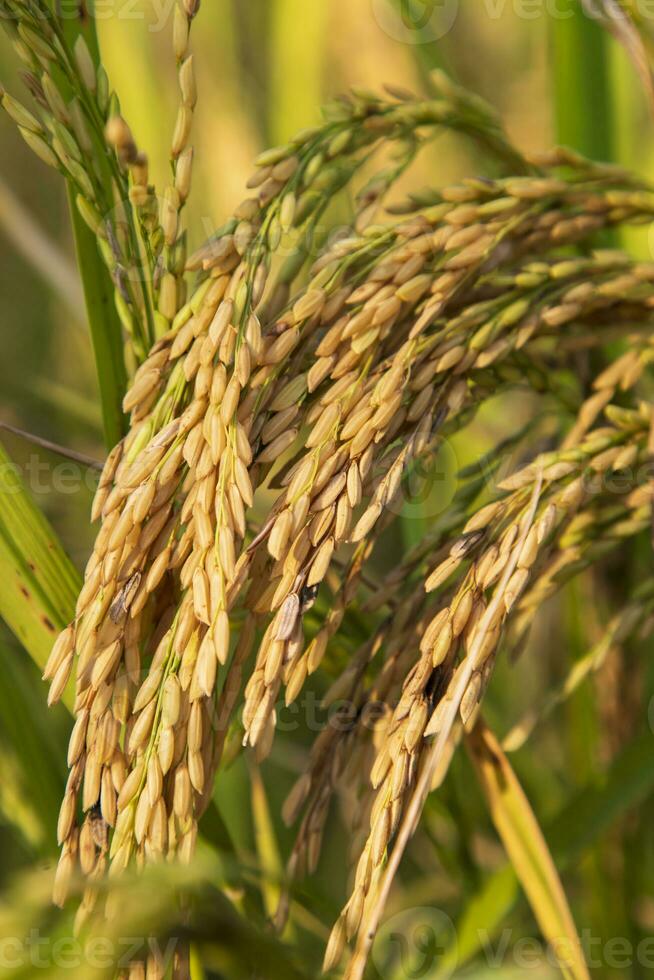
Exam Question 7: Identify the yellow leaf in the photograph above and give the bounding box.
[467,719,590,980]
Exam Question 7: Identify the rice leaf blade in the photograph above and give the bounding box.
[53,1,128,447]
[67,187,128,449]
[0,638,67,852]
[466,719,590,980]
[550,6,613,161]
[0,442,79,692]
[439,727,654,974]
[249,762,284,920]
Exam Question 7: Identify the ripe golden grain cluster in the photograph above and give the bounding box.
[5,3,654,977]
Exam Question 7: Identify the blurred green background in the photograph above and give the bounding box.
[2,2,654,977]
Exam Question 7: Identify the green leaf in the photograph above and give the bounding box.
[54,1,128,448]
[550,4,613,161]
[0,638,68,852]
[0,442,79,694]
[0,858,313,980]
[67,186,128,448]
[0,439,76,848]
[249,761,285,920]
[199,795,237,857]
